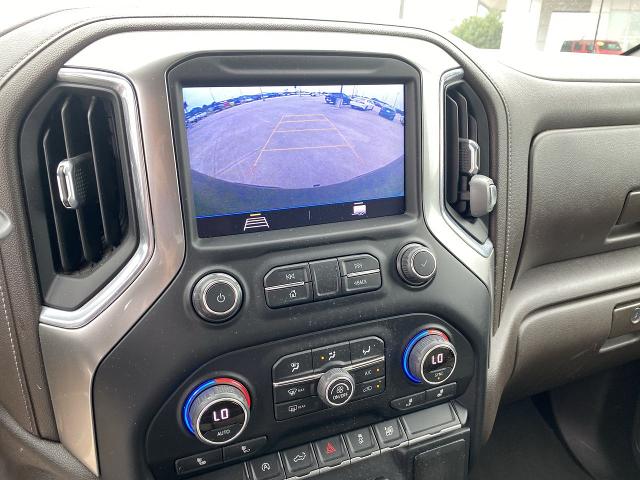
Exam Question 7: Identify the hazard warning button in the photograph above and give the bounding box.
[312,435,349,469]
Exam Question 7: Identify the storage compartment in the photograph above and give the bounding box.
[519,125,640,275]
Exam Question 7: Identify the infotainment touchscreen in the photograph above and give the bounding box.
[183,84,405,237]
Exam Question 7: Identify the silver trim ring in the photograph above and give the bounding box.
[419,343,457,385]
[195,397,249,446]
[192,273,243,321]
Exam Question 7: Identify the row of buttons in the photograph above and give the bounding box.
[175,436,268,476]
[264,255,381,308]
[390,383,458,411]
[246,403,461,480]
[274,366,386,420]
[272,337,384,382]
[274,360,385,403]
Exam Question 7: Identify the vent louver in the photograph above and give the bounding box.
[21,85,137,310]
[444,81,495,242]
[42,94,126,272]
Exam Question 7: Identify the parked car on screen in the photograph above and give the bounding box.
[561,39,622,55]
[185,111,207,125]
[350,97,374,110]
[378,105,396,120]
[325,92,351,105]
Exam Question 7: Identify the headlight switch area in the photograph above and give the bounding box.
[145,315,475,479]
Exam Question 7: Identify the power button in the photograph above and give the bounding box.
[192,273,243,322]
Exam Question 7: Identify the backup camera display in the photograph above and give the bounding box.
[183,84,405,237]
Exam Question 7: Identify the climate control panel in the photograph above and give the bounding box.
[146,314,474,480]
[272,337,386,420]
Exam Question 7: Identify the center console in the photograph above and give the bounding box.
[42,28,493,480]
[134,53,486,480]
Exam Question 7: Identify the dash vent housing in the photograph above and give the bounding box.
[21,85,138,310]
[444,80,494,243]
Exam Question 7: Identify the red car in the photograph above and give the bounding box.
[561,39,623,55]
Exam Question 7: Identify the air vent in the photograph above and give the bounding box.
[21,85,137,310]
[444,80,495,243]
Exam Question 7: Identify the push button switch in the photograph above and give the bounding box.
[223,436,267,462]
[273,381,314,403]
[272,351,313,382]
[390,392,426,411]
[425,383,457,403]
[373,418,407,449]
[350,337,384,362]
[247,453,285,480]
[275,396,324,420]
[281,444,318,477]
[312,435,349,468]
[265,283,312,308]
[175,449,222,475]
[344,427,379,459]
[264,264,310,288]
[352,361,385,383]
[338,254,380,276]
[312,342,351,371]
[353,377,385,400]
[342,272,381,294]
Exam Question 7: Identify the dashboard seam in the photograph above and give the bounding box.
[0,259,34,433]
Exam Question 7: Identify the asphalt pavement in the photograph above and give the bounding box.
[186,95,404,189]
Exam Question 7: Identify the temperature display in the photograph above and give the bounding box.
[422,345,456,384]
[199,400,247,443]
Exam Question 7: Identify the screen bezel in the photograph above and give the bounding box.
[168,53,422,246]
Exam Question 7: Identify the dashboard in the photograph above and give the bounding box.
[2,10,640,480]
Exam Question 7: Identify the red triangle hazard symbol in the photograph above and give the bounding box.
[325,441,337,455]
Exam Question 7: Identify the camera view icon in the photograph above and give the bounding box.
[243,214,270,231]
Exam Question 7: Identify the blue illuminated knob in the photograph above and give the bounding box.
[185,379,251,445]
[404,331,456,385]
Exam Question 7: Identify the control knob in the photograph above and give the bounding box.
[317,368,355,407]
[403,330,457,385]
[192,272,243,322]
[397,243,436,286]
[184,379,251,445]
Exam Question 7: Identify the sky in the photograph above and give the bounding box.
[183,84,405,112]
